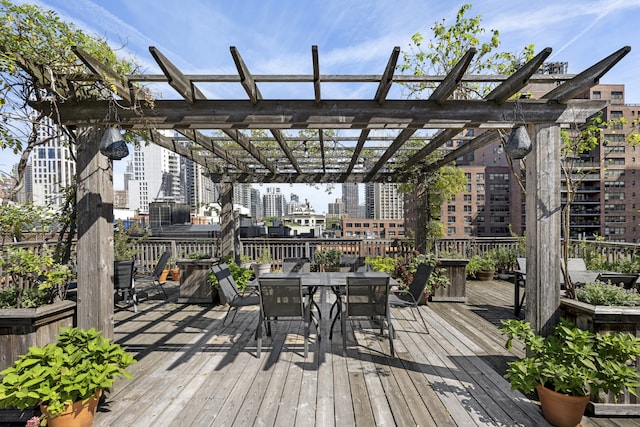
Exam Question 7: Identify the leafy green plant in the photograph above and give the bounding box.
[576,282,640,306]
[188,251,212,260]
[113,220,148,261]
[365,256,396,275]
[500,319,640,398]
[0,327,136,418]
[394,251,436,288]
[493,247,517,272]
[315,247,342,271]
[0,247,73,308]
[465,252,496,278]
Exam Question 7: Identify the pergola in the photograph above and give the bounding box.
[16,44,630,338]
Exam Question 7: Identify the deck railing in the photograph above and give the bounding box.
[2,236,639,288]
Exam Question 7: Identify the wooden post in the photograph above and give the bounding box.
[525,124,561,336]
[76,126,114,338]
[220,182,235,259]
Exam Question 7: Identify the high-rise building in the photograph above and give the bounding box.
[263,187,286,218]
[365,183,403,219]
[234,183,252,211]
[327,198,344,217]
[250,187,262,220]
[29,117,75,208]
[342,183,359,218]
[183,158,218,216]
[126,133,183,214]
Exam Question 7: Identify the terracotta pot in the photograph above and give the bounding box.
[536,384,589,427]
[418,290,430,305]
[159,269,169,282]
[41,390,102,427]
[170,268,180,281]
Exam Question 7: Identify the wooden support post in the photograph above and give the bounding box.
[219,182,235,259]
[76,126,114,338]
[525,124,561,336]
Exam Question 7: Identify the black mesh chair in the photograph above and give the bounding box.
[282,258,311,273]
[330,275,393,356]
[134,251,170,299]
[596,273,640,290]
[211,263,260,325]
[114,260,137,312]
[256,277,311,358]
[389,263,434,333]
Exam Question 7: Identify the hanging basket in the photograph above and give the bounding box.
[99,127,129,160]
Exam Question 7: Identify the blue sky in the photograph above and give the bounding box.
[5,0,640,212]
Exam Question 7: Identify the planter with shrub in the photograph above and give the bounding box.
[500,318,640,425]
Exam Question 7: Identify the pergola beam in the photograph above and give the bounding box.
[374,47,400,104]
[72,46,133,103]
[542,46,631,103]
[429,48,476,104]
[150,130,222,173]
[43,99,609,128]
[486,47,553,104]
[424,130,501,172]
[364,128,417,181]
[149,46,205,103]
[312,45,321,103]
[177,130,250,172]
[230,46,298,174]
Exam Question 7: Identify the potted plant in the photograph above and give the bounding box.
[315,247,342,272]
[466,252,496,281]
[500,318,640,427]
[0,327,136,427]
[254,248,272,277]
[493,247,517,279]
[168,258,180,281]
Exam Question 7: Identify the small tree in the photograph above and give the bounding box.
[397,4,533,252]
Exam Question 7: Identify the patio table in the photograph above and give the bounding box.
[249,271,396,337]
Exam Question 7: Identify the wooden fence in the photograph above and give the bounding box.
[2,237,640,288]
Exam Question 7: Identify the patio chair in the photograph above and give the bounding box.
[388,263,434,333]
[211,263,259,325]
[114,260,137,312]
[134,251,170,299]
[596,273,640,290]
[283,258,321,322]
[256,277,311,358]
[330,275,393,356]
[282,258,311,273]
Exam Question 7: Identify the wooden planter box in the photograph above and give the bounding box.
[0,300,76,371]
[177,259,218,303]
[432,259,468,302]
[560,298,640,415]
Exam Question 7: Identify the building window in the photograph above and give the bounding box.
[464,194,472,202]
[448,216,456,223]
[464,227,473,234]
[611,91,623,100]
[592,91,601,99]
[464,205,472,213]
[464,216,472,223]
[448,226,456,234]
[448,205,456,213]
[476,173,484,182]
[477,184,485,191]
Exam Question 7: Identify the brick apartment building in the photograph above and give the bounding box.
[404,83,640,243]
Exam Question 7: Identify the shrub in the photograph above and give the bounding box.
[576,282,640,306]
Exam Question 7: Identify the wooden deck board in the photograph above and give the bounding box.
[88,279,640,427]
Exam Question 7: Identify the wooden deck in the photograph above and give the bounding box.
[95,279,640,427]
